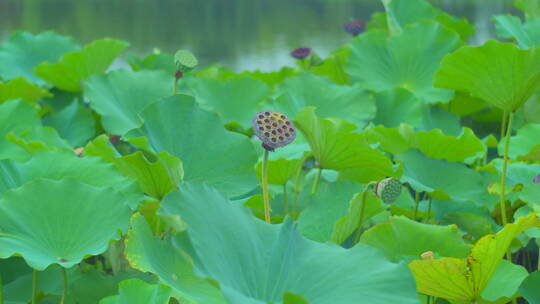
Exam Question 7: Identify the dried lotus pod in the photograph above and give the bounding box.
[344,19,365,36]
[290,47,311,60]
[375,177,402,204]
[534,174,540,184]
[252,111,297,151]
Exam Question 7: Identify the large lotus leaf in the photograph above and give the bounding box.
[359,216,471,262]
[382,0,474,39]
[85,70,172,135]
[373,89,423,128]
[309,48,350,85]
[0,178,132,270]
[294,107,394,183]
[346,21,462,103]
[491,160,540,187]
[273,73,374,126]
[34,38,129,92]
[0,77,51,104]
[99,279,171,304]
[189,76,270,128]
[297,181,360,242]
[125,215,228,304]
[127,52,176,75]
[519,270,540,303]
[367,125,484,162]
[0,150,141,208]
[156,182,419,304]
[481,260,528,302]
[435,40,540,112]
[125,95,258,198]
[255,158,302,186]
[494,15,540,49]
[0,31,79,85]
[409,214,540,302]
[397,150,496,205]
[43,100,96,147]
[0,99,69,161]
[516,0,540,20]
[498,123,540,161]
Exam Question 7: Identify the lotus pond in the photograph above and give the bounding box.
[1,0,540,303]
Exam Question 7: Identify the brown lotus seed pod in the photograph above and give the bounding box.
[252,111,297,151]
[375,177,402,204]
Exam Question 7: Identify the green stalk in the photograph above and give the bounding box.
[500,111,514,261]
[425,197,432,223]
[353,189,370,244]
[173,76,178,95]
[31,270,38,304]
[262,150,271,223]
[292,165,303,213]
[537,239,540,271]
[60,268,68,304]
[414,192,420,221]
[283,183,288,215]
[500,110,508,140]
[0,271,3,304]
[311,167,322,194]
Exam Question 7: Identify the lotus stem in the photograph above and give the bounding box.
[501,110,508,139]
[262,149,271,223]
[500,111,514,261]
[414,192,420,221]
[292,160,304,213]
[537,239,540,271]
[425,197,432,223]
[31,270,38,304]
[283,183,288,215]
[311,167,322,194]
[60,268,68,304]
[353,189,370,244]
[0,271,3,304]
[172,78,177,95]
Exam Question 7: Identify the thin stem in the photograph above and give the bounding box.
[60,268,68,304]
[283,183,288,215]
[172,77,178,95]
[311,167,322,194]
[426,295,431,304]
[0,271,3,304]
[291,160,304,213]
[425,197,432,223]
[31,270,38,304]
[353,189,370,244]
[500,110,508,140]
[155,216,161,235]
[537,239,540,271]
[500,111,514,261]
[262,150,271,224]
[414,192,420,221]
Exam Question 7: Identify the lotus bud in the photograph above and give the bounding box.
[252,111,297,151]
[375,177,402,204]
[174,50,198,73]
[421,251,434,260]
[344,19,365,36]
[534,174,540,183]
[290,47,311,60]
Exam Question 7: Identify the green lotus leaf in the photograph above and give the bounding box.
[125,214,228,304]
[368,125,484,162]
[193,65,297,88]
[491,160,540,187]
[85,70,172,135]
[125,95,258,198]
[273,73,374,126]
[0,77,51,104]
[397,149,496,206]
[84,134,120,163]
[519,270,540,303]
[0,178,132,270]
[0,31,79,85]
[516,0,540,20]
[35,38,129,92]
[156,182,419,304]
[481,260,528,302]
[309,48,350,85]
[435,40,540,112]
[99,279,171,304]
[498,123,540,161]
[0,99,69,161]
[382,0,474,39]
[189,76,270,128]
[494,15,540,49]
[255,157,302,185]
[373,89,423,128]
[0,150,141,208]
[409,214,540,302]
[127,52,176,75]
[294,107,394,183]
[447,91,489,116]
[442,213,494,240]
[346,21,462,103]
[520,184,540,211]
[43,100,96,147]
[359,216,471,262]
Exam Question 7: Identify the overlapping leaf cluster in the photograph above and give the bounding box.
[1,0,540,303]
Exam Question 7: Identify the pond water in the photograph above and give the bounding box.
[0,0,519,72]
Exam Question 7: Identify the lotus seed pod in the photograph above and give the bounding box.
[174,50,198,73]
[290,47,311,60]
[534,174,540,184]
[375,177,402,204]
[344,19,365,36]
[252,111,297,151]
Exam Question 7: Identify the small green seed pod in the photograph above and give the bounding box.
[375,177,402,204]
[174,50,198,73]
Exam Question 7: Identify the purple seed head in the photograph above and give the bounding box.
[290,47,311,60]
[344,19,365,36]
[533,174,540,183]
[252,111,297,151]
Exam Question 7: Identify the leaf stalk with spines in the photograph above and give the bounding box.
[60,268,68,304]
[262,149,271,223]
[311,167,322,194]
[500,111,514,261]
[31,270,38,304]
[353,182,377,244]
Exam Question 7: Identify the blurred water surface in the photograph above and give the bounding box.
[0,0,519,71]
